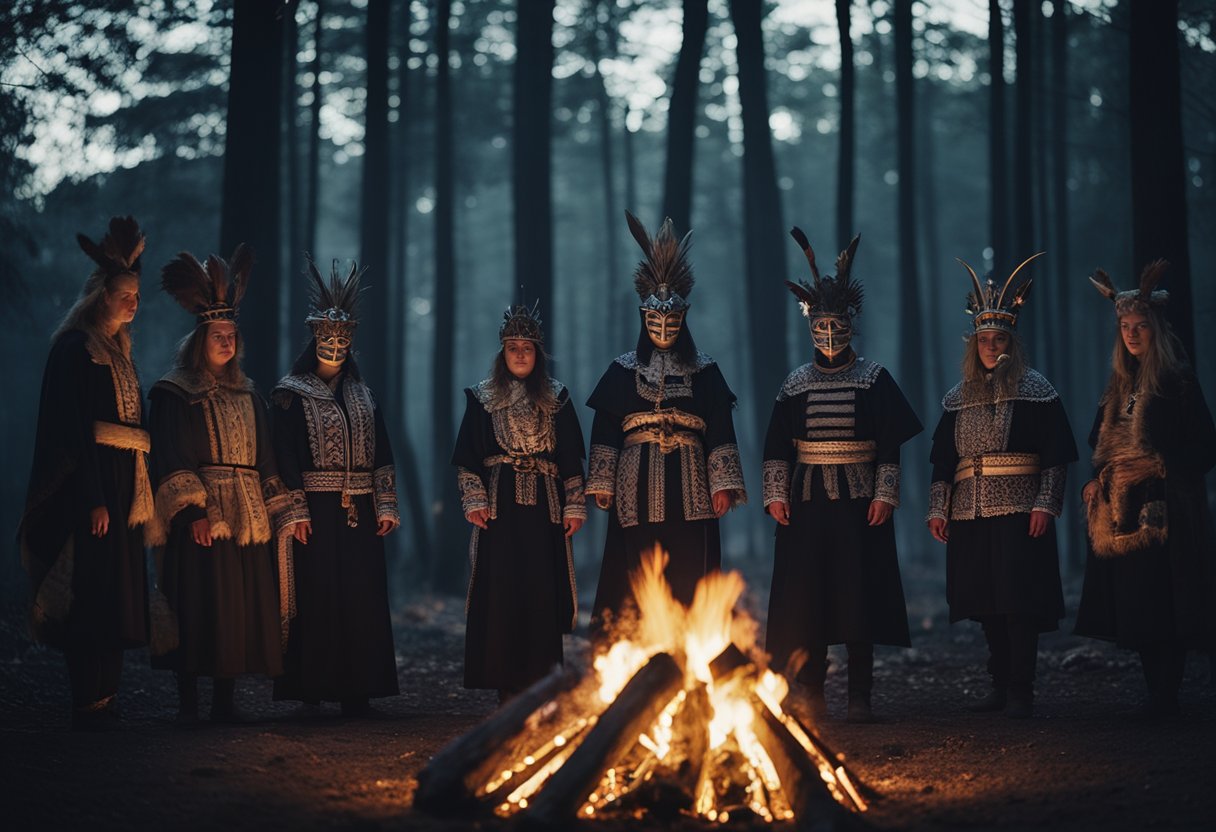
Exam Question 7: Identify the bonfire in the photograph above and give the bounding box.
[416,546,870,829]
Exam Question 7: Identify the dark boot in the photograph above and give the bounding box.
[966,686,1008,713]
[1005,686,1033,719]
[210,678,253,723]
[176,672,200,726]
[845,643,876,723]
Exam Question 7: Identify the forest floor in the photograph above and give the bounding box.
[1,563,1213,832]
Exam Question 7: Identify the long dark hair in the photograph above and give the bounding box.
[172,322,248,388]
[488,344,558,411]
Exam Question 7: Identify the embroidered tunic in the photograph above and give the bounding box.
[586,349,746,620]
[762,357,922,665]
[927,369,1077,628]
[451,378,586,691]
[1076,368,1216,648]
[147,370,290,675]
[271,370,400,703]
[19,329,151,651]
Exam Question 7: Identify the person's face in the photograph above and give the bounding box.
[976,329,1011,371]
[1120,312,1153,357]
[503,338,537,379]
[316,332,352,366]
[644,309,684,350]
[204,321,238,370]
[810,314,852,359]
[104,275,140,324]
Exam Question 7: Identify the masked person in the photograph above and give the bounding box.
[762,230,922,724]
[148,245,296,723]
[20,217,153,730]
[271,258,400,716]
[926,254,1077,719]
[1075,261,1216,718]
[451,302,586,702]
[587,211,746,627]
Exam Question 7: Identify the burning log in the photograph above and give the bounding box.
[520,651,685,829]
[414,666,581,817]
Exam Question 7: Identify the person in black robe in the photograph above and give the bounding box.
[271,258,400,716]
[452,302,586,701]
[19,217,153,730]
[148,246,295,723]
[587,212,746,628]
[926,254,1077,719]
[1075,261,1216,717]
[762,231,922,724]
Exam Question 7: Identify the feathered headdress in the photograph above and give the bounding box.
[161,244,254,324]
[626,210,694,314]
[785,228,864,319]
[499,299,544,343]
[304,255,365,337]
[957,252,1044,333]
[1089,259,1169,317]
[77,216,146,281]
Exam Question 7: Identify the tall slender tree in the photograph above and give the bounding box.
[988,0,1009,272]
[304,0,324,264]
[1129,0,1194,359]
[513,0,556,338]
[220,0,284,391]
[835,0,855,251]
[894,0,924,415]
[282,1,301,370]
[360,0,391,397]
[660,0,709,232]
[729,0,788,433]
[1011,0,1039,354]
[588,0,622,365]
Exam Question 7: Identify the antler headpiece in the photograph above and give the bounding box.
[957,252,1044,333]
[161,244,254,324]
[1088,259,1169,317]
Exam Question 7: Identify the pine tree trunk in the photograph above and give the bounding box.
[360,0,391,397]
[835,0,855,251]
[894,0,924,416]
[660,0,708,232]
[1011,0,1038,354]
[220,0,284,393]
[988,0,1009,273]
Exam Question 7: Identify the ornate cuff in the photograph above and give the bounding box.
[562,475,587,521]
[761,459,791,507]
[262,475,310,533]
[374,465,400,526]
[708,443,746,499]
[926,480,951,522]
[1032,464,1067,517]
[457,466,489,515]
[586,444,618,496]
[148,469,208,546]
[873,463,901,507]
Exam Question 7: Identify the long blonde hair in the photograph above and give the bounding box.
[959,330,1027,403]
[172,323,249,389]
[1102,305,1187,405]
[51,271,136,359]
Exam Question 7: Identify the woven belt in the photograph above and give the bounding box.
[954,452,1040,483]
[623,428,701,454]
[92,421,154,528]
[621,409,707,434]
[301,470,374,493]
[482,454,559,477]
[93,421,150,453]
[794,439,876,465]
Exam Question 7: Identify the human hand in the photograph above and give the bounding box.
[928,517,949,543]
[712,491,732,518]
[377,518,398,536]
[191,518,213,547]
[564,517,583,538]
[292,520,312,545]
[767,501,790,526]
[466,508,490,530]
[1082,480,1099,506]
[867,500,894,526]
[1028,510,1052,538]
[90,506,110,537]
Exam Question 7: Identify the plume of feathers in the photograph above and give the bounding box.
[785,229,864,317]
[1088,267,1118,301]
[1138,259,1168,301]
[305,254,366,318]
[625,210,695,300]
[1087,259,1170,309]
[77,216,146,278]
[161,244,253,318]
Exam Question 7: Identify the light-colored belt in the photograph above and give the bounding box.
[482,454,559,477]
[623,428,701,454]
[794,439,876,465]
[954,452,1040,483]
[301,470,374,493]
[92,421,154,528]
[93,421,150,453]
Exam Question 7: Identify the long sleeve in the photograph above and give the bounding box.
[553,394,587,521]
[371,404,399,525]
[147,389,207,545]
[451,390,490,516]
[701,363,746,501]
[256,394,307,531]
[926,409,958,521]
[585,371,624,498]
[762,397,796,507]
[46,333,107,514]
[871,369,923,507]
[271,392,311,525]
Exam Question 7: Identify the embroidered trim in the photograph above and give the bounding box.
[263,476,310,530]
[617,445,642,526]
[777,357,883,401]
[147,469,207,547]
[927,480,951,522]
[680,443,715,521]
[86,335,143,425]
[617,350,715,403]
[457,466,489,515]
[762,460,791,507]
[1033,464,1067,517]
[273,373,377,471]
[93,421,155,530]
[302,470,374,492]
[373,465,400,525]
[648,443,666,522]
[587,444,619,496]
[563,475,587,521]
[874,463,901,507]
[941,368,1059,411]
[202,387,257,467]
[198,464,272,546]
[707,443,746,498]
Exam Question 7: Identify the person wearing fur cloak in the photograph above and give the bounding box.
[271,258,401,715]
[148,245,297,723]
[451,301,586,702]
[1075,261,1216,718]
[926,253,1077,719]
[19,217,153,730]
[762,230,922,724]
[586,212,746,629]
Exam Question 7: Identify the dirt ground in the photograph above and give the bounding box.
[1,563,1213,832]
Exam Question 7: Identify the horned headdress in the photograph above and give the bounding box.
[161,244,254,324]
[957,252,1045,333]
[1088,259,1169,317]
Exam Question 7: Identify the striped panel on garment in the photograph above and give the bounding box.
[804,388,857,440]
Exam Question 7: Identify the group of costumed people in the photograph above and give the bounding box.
[19,212,1216,731]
